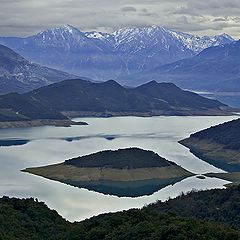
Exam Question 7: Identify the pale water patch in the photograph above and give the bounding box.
[0,116,238,221]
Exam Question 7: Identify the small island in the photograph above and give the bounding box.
[22,148,193,197]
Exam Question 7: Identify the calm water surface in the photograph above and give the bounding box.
[0,116,238,221]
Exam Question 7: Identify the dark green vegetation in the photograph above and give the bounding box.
[0,92,66,122]
[65,148,175,169]
[180,118,240,172]
[0,92,87,128]
[0,44,75,94]
[188,118,240,151]
[26,79,229,117]
[150,186,240,228]
[1,187,240,239]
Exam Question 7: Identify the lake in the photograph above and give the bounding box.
[0,116,238,221]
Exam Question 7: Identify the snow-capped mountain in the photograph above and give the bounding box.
[125,40,240,92]
[0,24,234,81]
[0,44,75,94]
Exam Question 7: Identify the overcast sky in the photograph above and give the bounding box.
[1,0,240,38]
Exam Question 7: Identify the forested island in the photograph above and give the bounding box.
[23,148,193,197]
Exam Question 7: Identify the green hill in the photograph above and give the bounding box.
[0,187,240,239]
[180,118,240,172]
[65,148,176,169]
[26,79,231,117]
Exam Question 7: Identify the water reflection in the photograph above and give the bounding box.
[0,116,238,221]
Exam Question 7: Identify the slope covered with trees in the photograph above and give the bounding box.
[26,79,229,117]
[0,187,240,239]
[180,118,240,172]
[187,118,240,151]
[65,148,175,169]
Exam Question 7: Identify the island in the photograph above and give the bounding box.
[179,118,240,172]
[22,148,193,197]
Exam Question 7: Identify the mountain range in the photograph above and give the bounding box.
[0,79,231,128]
[0,24,234,81]
[24,79,230,117]
[128,40,240,92]
[0,44,75,94]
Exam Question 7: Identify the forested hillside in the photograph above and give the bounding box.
[0,186,240,239]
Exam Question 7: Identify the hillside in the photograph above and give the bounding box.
[0,25,233,81]
[128,40,240,92]
[0,44,75,94]
[150,185,240,228]
[0,187,240,239]
[0,79,231,128]
[180,118,240,172]
[23,148,193,197]
[65,148,176,169]
[25,79,231,117]
[0,92,87,128]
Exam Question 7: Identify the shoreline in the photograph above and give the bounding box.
[0,119,88,129]
[62,109,235,118]
[179,137,240,172]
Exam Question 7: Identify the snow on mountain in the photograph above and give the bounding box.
[168,30,234,53]
[127,40,240,91]
[112,26,234,54]
[0,25,235,81]
[31,24,88,48]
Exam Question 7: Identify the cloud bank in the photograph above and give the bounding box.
[0,0,239,38]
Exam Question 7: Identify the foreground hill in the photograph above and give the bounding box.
[0,44,75,94]
[127,40,240,92]
[25,79,231,117]
[0,24,233,81]
[23,148,193,197]
[0,187,240,239]
[180,118,240,172]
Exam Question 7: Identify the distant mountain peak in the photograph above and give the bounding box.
[39,24,80,35]
[218,32,234,39]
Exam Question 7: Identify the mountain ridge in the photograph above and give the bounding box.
[126,40,240,92]
[24,78,232,117]
[0,44,76,94]
[0,24,234,81]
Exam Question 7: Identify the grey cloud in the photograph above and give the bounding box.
[0,0,239,39]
